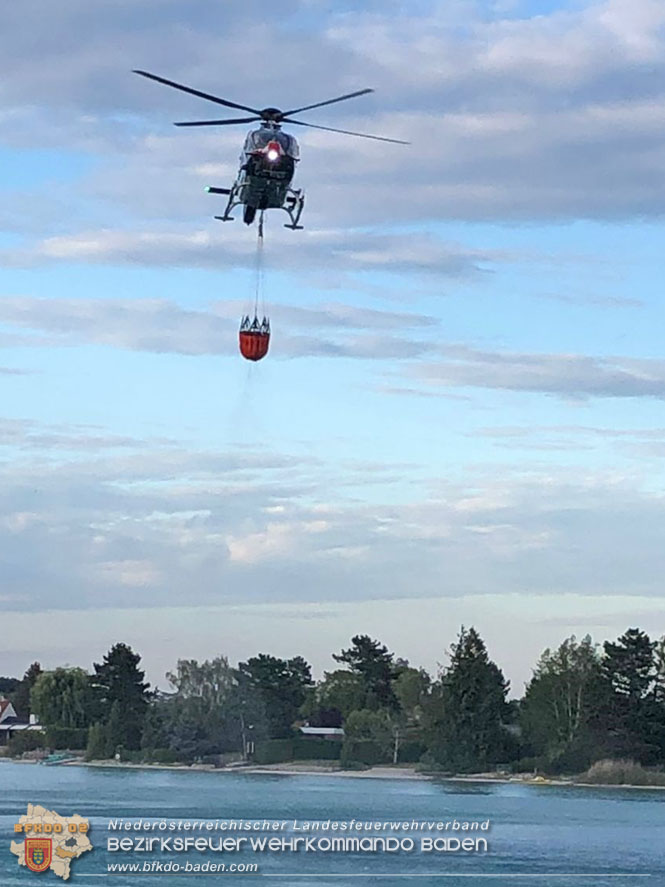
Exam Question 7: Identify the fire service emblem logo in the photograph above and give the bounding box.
[11,804,92,880]
[25,838,52,873]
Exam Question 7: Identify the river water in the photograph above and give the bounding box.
[1,762,662,885]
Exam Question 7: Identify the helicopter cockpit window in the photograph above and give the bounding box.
[242,130,300,159]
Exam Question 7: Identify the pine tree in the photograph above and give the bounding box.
[236,654,314,738]
[602,628,658,761]
[425,626,509,772]
[603,628,655,701]
[333,636,399,711]
[647,637,665,758]
[93,644,151,750]
[12,662,42,720]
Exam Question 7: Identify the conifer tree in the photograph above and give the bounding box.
[425,626,509,771]
[93,644,151,750]
[602,628,659,761]
[333,636,399,711]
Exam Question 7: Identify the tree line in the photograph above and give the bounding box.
[3,626,665,774]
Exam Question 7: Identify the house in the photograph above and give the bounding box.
[299,726,344,741]
[0,699,42,746]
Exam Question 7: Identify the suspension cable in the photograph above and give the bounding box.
[254,210,265,318]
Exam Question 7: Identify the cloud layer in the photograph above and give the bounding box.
[1,418,665,614]
[1,0,664,681]
[3,0,665,235]
[2,294,665,403]
[418,344,665,400]
[0,228,501,278]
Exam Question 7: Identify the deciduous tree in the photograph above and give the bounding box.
[521,635,604,768]
[31,668,94,729]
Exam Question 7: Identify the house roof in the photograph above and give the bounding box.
[300,726,344,736]
[0,699,16,723]
[0,723,42,732]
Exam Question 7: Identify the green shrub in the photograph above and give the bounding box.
[46,727,88,750]
[85,723,108,761]
[510,756,549,774]
[291,738,342,761]
[119,749,144,764]
[7,730,46,757]
[415,759,454,775]
[545,745,594,776]
[340,740,388,766]
[254,739,293,764]
[397,740,427,763]
[199,754,226,768]
[339,759,370,771]
[147,748,180,765]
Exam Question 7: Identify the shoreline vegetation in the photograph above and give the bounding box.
[3,627,665,788]
[3,755,665,791]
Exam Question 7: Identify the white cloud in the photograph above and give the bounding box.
[2,294,665,390]
[3,0,665,231]
[0,227,500,277]
[0,420,664,613]
[415,344,665,399]
[2,0,665,682]
[0,294,443,359]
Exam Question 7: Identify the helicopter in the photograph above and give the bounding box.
[133,70,409,229]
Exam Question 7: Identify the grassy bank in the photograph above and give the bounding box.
[580,759,665,787]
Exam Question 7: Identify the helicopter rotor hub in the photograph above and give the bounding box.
[260,108,284,123]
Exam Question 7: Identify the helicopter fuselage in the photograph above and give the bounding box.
[210,124,305,228]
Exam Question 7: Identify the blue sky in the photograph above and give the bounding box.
[1,0,665,692]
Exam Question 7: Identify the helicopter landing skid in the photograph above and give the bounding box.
[283,188,305,230]
[209,183,305,229]
[212,183,243,222]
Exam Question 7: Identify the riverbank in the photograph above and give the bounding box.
[4,756,665,789]
[72,759,430,780]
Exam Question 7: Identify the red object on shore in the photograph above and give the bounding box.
[238,324,270,360]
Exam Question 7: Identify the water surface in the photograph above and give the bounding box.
[1,762,662,885]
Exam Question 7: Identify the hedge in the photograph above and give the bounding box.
[291,738,341,761]
[397,740,427,763]
[148,748,180,765]
[254,739,294,764]
[340,740,389,766]
[8,731,46,756]
[46,727,89,750]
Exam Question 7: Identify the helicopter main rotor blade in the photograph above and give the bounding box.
[282,118,410,145]
[133,70,262,115]
[174,117,261,127]
[283,88,374,117]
